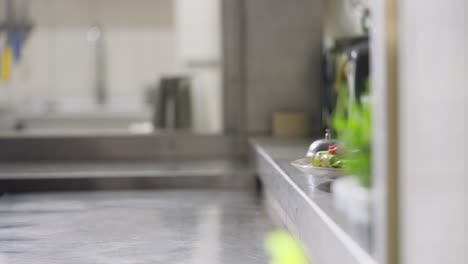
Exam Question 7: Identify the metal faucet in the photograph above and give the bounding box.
[87,25,107,106]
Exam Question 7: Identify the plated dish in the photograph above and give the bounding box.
[291,157,346,178]
[291,144,347,179]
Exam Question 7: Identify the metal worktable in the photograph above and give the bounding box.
[0,134,273,263]
[0,190,272,264]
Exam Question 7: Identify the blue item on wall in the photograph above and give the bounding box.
[11,31,22,63]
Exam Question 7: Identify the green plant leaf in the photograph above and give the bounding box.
[331,81,372,188]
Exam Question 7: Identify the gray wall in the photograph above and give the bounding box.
[323,0,364,48]
[244,0,323,135]
[222,0,247,136]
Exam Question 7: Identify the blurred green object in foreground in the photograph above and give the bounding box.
[265,231,310,264]
[332,82,372,188]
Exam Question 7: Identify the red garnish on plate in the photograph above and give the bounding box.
[328,145,338,155]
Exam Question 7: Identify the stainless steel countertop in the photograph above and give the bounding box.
[0,134,239,161]
[0,159,248,179]
[251,137,376,264]
[0,159,256,192]
[0,190,273,264]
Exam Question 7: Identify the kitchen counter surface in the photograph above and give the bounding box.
[0,190,272,264]
[251,137,375,264]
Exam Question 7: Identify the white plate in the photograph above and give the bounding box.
[291,157,346,179]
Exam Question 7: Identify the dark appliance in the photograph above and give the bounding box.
[321,37,370,132]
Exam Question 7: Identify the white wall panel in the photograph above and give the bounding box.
[399,1,468,263]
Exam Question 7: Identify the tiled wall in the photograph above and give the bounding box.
[0,0,223,133]
[6,0,178,110]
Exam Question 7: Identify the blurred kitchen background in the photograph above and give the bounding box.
[0,0,370,137]
[0,0,465,263]
[0,0,223,134]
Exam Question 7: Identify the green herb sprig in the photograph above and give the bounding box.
[332,83,372,188]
